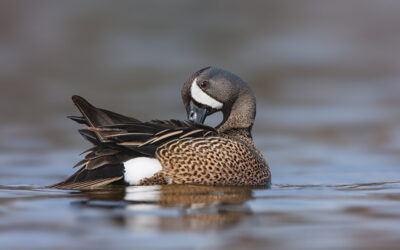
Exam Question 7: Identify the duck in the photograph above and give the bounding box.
[48,66,270,189]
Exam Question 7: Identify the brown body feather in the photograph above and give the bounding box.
[147,135,269,185]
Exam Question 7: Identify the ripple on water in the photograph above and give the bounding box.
[0,182,399,250]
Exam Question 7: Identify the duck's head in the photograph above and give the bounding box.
[182,66,256,132]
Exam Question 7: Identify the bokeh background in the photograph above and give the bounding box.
[2,0,400,184]
[1,1,400,250]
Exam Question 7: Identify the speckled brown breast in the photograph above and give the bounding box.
[140,136,270,186]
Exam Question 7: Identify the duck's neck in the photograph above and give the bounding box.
[217,90,256,139]
[219,127,253,139]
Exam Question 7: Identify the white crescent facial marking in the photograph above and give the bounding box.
[191,78,223,109]
[123,157,162,185]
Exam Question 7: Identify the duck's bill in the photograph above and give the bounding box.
[188,102,208,124]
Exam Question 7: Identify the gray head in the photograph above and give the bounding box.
[182,66,256,133]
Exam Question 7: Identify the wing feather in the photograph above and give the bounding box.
[50,95,218,189]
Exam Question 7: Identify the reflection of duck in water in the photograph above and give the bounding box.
[78,185,259,231]
[49,67,270,189]
[156,185,253,207]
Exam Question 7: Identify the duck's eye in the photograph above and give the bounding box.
[200,81,209,89]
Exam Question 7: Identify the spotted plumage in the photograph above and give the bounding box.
[156,136,268,185]
[48,66,271,189]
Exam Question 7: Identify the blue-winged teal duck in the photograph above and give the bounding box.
[49,67,270,189]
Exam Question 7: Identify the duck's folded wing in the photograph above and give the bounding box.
[49,122,217,189]
[71,120,216,171]
[97,120,217,156]
[49,95,217,189]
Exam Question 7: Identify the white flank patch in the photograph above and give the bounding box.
[191,78,223,109]
[123,157,162,185]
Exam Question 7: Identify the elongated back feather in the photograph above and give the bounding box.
[47,163,125,189]
[71,95,140,126]
[71,95,141,142]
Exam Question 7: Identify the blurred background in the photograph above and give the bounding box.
[1,0,400,184]
[1,1,400,249]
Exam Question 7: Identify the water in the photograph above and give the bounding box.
[1,1,400,249]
